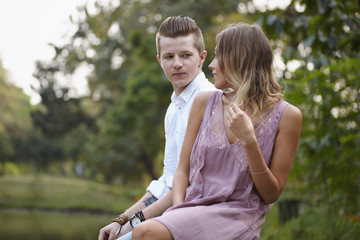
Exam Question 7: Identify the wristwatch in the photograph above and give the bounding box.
[130,211,145,228]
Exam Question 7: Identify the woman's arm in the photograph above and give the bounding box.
[227,103,302,204]
[172,91,212,205]
[143,190,172,219]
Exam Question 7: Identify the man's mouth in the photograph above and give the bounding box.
[173,72,186,77]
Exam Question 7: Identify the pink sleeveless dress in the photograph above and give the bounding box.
[154,91,289,240]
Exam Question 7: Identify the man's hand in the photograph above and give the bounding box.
[98,222,121,240]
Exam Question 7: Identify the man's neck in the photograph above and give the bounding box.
[173,71,203,97]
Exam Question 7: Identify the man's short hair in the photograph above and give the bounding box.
[156,16,205,56]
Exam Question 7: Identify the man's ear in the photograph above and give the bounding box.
[199,50,207,67]
[157,55,161,65]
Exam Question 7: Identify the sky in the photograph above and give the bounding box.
[0,0,98,104]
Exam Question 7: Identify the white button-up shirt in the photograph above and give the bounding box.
[146,72,217,199]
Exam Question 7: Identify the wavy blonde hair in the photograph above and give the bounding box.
[216,23,283,118]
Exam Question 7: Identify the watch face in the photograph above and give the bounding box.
[131,217,141,227]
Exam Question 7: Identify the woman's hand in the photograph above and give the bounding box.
[225,102,256,145]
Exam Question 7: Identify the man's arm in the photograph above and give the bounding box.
[118,190,173,237]
[98,191,155,240]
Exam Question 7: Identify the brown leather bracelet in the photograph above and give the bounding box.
[112,213,130,226]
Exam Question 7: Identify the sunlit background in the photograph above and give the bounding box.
[0,0,100,104]
[0,0,359,239]
[0,0,291,105]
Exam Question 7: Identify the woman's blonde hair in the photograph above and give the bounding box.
[216,22,283,117]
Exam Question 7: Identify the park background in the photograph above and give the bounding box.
[0,0,359,239]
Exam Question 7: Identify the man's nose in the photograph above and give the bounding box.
[173,56,183,68]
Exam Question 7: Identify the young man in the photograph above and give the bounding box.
[98,16,216,240]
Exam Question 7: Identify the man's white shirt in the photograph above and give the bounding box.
[146,72,217,199]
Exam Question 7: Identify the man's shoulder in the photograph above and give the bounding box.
[198,80,216,91]
[192,76,216,92]
[191,72,215,90]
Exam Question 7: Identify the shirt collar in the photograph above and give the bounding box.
[171,72,206,103]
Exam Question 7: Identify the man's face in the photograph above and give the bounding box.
[157,34,206,96]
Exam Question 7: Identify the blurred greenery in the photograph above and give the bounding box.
[256,0,360,218]
[0,210,111,240]
[0,175,144,213]
[0,174,144,239]
[1,175,359,239]
[261,202,360,240]
[0,0,359,239]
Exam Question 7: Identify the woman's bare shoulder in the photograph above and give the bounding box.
[283,103,302,120]
[279,103,303,132]
[191,91,219,117]
[194,90,218,105]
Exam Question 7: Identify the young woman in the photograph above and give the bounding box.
[131,22,303,240]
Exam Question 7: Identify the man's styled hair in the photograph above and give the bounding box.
[156,16,205,56]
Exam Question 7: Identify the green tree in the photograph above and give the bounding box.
[0,60,33,174]
[33,0,247,182]
[254,0,360,217]
[31,60,97,171]
[28,0,360,236]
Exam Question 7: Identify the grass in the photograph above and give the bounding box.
[0,174,144,213]
[0,209,111,240]
[0,174,146,239]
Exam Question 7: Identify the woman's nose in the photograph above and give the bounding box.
[208,60,214,70]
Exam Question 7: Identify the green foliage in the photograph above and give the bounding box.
[257,0,360,64]
[0,175,144,213]
[0,60,35,173]
[261,203,360,240]
[21,0,359,236]
[291,58,360,214]
[0,210,109,240]
[30,0,252,180]
[30,60,97,170]
[255,0,360,218]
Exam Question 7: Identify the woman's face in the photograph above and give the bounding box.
[208,46,230,90]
